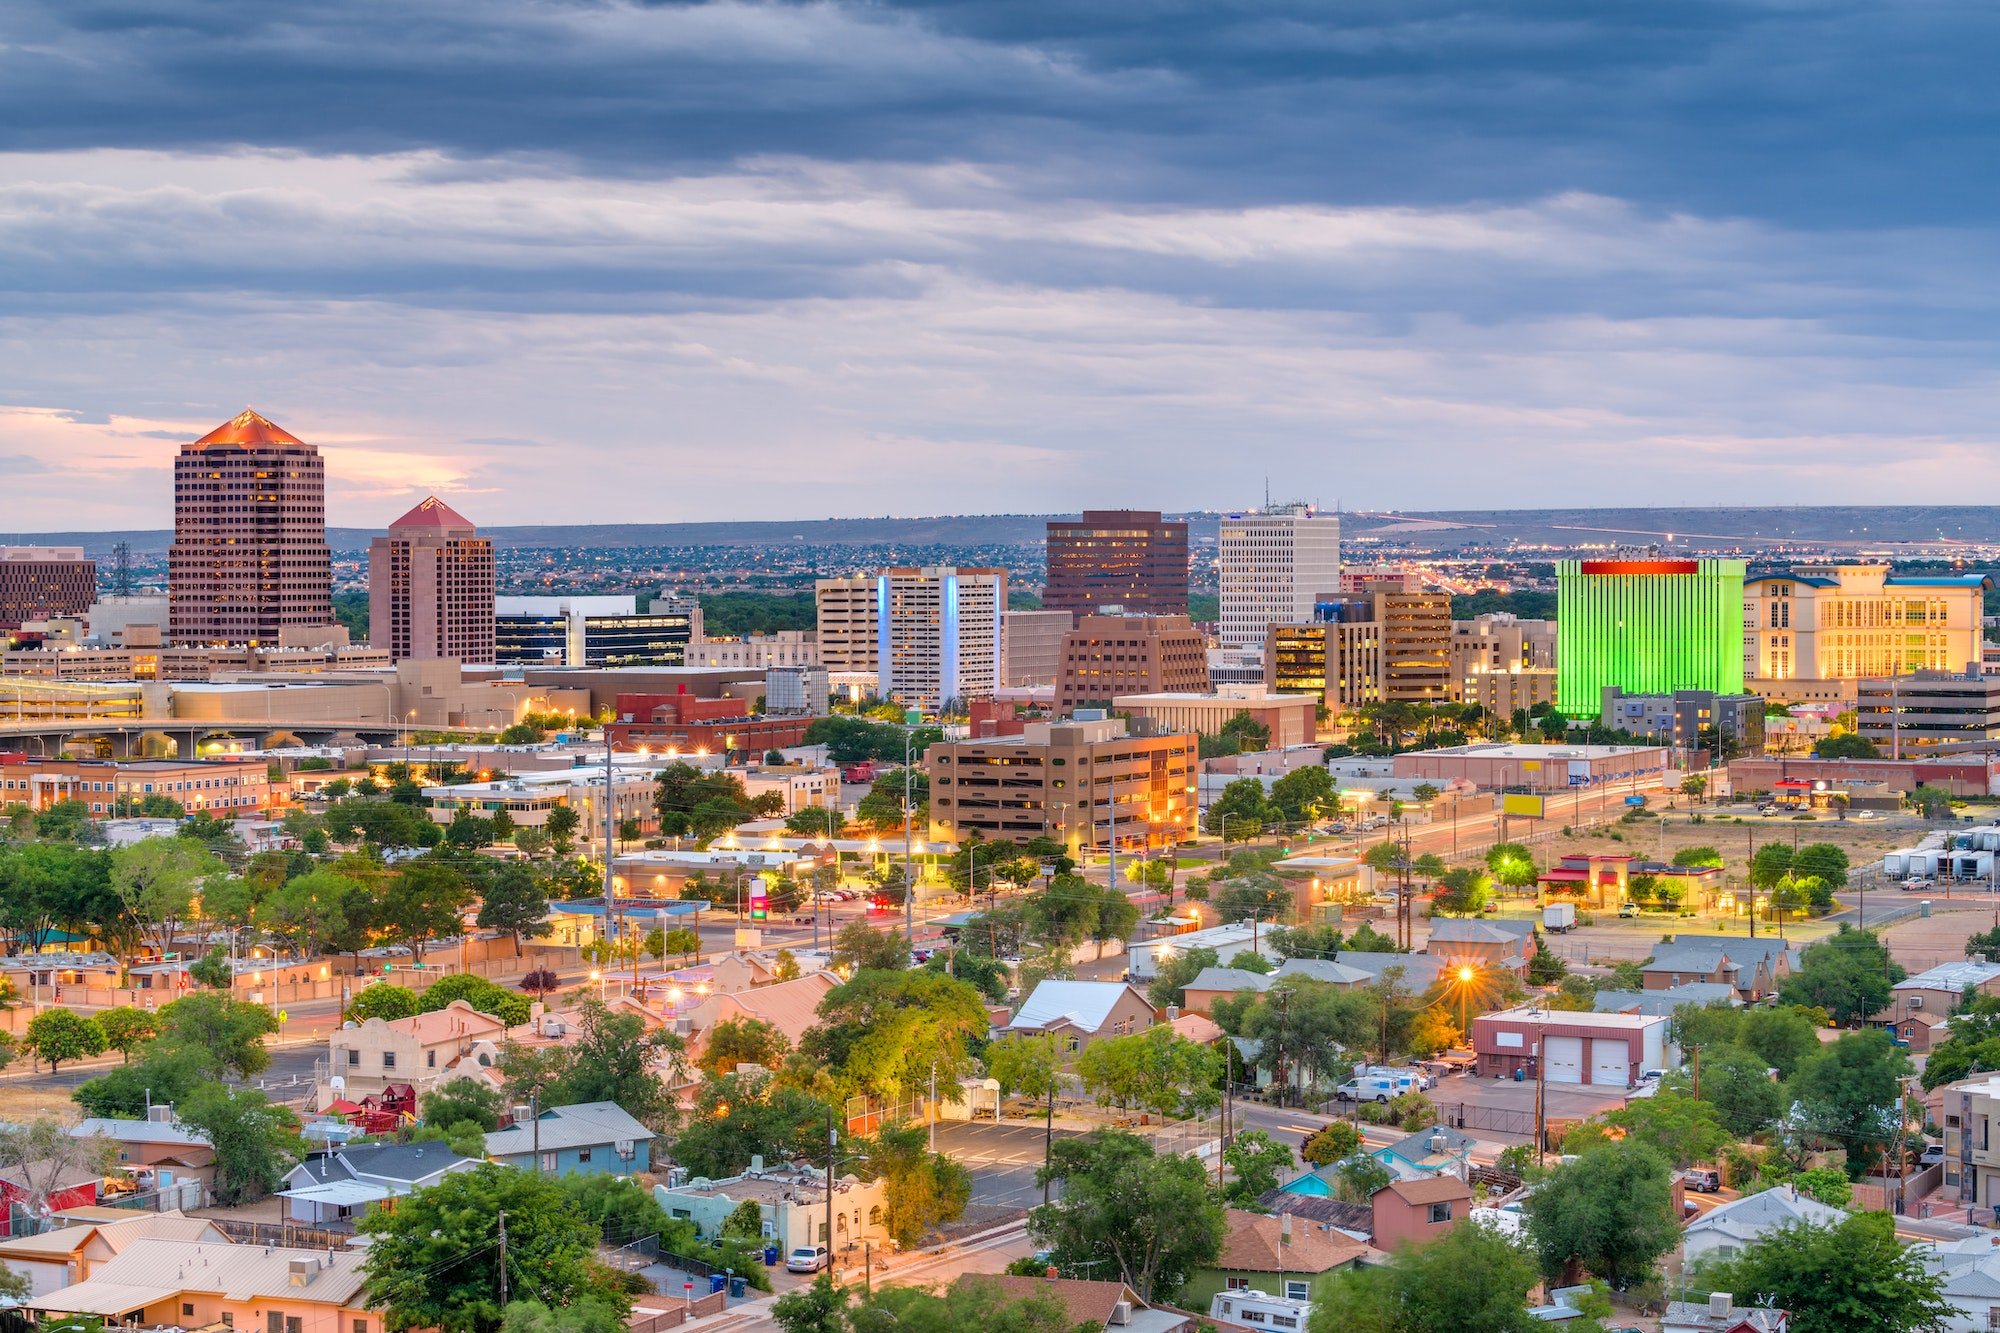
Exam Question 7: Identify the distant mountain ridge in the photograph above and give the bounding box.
[13,505,2000,556]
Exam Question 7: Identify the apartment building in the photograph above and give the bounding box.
[1002,609,1073,687]
[925,717,1197,851]
[814,567,1005,710]
[1452,614,1556,684]
[1857,671,2000,754]
[686,631,820,669]
[1217,504,1341,649]
[1055,613,1210,711]
[1044,510,1190,617]
[1744,565,1990,702]
[1941,1073,2000,1213]
[0,546,96,631]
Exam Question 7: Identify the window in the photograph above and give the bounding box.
[1226,1278,1249,1291]
[541,1151,557,1172]
[269,1314,284,1333]
[426,1050,437,1067]
[1241,1312,1267,1324]
[1283,1281,1310,1301]
[183,1304,195,1317]
[1428,1201,1453,1223]
[221,1316,233,1329]
[577,1147,592,1163]
[288,1318,302,1333]
[382,1051,396,1069]
[355,1322,368,1333]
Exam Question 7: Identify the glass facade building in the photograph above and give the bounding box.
[494,595,694,667]
[1556,559,1746,714]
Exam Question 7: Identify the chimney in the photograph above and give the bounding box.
[1166,1005,1180,1022]
[1709,1292,1732,1317]
[1279,1213,1292,1248]
[750,1154,766,1174]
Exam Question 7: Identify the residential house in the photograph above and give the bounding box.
[1329,951,1443,991]
[1682,1187,1847,1266]
[1870,960,2000,1053]
[0,1212,226,1300]
[675,970,840,1061]
[1369,1176,1474,1250]
[71,1112,217,1206]
[1004,981,1155,1052]
[1424,919,1535,974]
[961,1275,1198,1333]
[1914,1233,2000,1332]
[0,1160,103,1239]
[1373,1127,1476,1183]
[1641,936,1797,1002]
[654,1162,888,1256]
[483,1101,654,1176]
[1179,958,1375,1016]
[1250,1193,1373,1239]
[324,999,510,1103]
[278,1142,479,1226]
[1180,1208,1372,1309]
[1939,1074,2000,1212]
[1660,1295,1789,1333]
[1593,982,1740,1017]
[29,1237,381,1333]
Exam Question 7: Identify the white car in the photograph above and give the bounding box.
[786,1246,830,1273]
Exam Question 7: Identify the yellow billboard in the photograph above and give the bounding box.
[1502,793,1547,818]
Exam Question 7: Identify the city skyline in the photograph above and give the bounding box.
[4,4,2000,527]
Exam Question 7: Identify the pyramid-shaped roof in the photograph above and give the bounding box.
[190,408,306,450]
[389,495,477,531]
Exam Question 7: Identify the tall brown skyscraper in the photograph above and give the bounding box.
[369,496,496,663]
[1044,510,1189,617]
[169,409,333,646]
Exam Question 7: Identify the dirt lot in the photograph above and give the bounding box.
[0,1078,81,1121]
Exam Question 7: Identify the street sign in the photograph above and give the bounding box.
[277,1009,289,1025]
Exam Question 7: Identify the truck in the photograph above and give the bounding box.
[1542,902,1577,933]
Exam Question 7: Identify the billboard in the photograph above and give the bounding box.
[1502,793,1547,818]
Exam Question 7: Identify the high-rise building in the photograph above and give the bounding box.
[1217,504,1341,649]
[368,496,495,664]
[1055,614,1211,711]
[1263,577,1451,713]
[1002,609,1073,688]
[814,567,1005,710]
[1857,671,2000,755]
[0,547,97,632]
[925,718,1197,852]
[168,409,332,646]
[1743,565,1990,703]
[1044,510,1189,617]
[495,595,695,667]
[1556,558,1746,715]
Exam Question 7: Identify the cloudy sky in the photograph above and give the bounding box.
[2,1,1996,530]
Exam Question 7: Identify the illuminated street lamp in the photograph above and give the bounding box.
[1454,965,1476,1034]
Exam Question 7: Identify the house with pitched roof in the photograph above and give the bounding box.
[1372,1125,1476,1181]
[677,969,840,1061]
[1870,960,2000,1052]
[484,1101,654,1176]
[277,1141,479,1226]
[29,1236,381,1333]
[1329,951,1442,991]
[952,1274,1197,1333]
[0,1211,227,1300]
[1641,935,1797,1001]
[1180,1207,1372,1309]
[1913,1232,2000,1332]
[72,1111,217,1204]
[1660,1296,1789,1333]
[1682,1186,1846,1265]
[1424,918,1535,973]
[1004,981,1155,1052]
[1369,1175,1474,1250]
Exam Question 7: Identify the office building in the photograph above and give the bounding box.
[1598,687,1766,752]
[0,547,97,632]
[1002,609,1072,687]
[1555,558,1746,715]
[1217,504,1341,649]
[0,756,270,817]
[686,630,820,670]
[1461,667,1558,719]
[925,718,1197,851]
[1044,510,1189,617]
[764,664,830,716]
[1452,614,1557,678]
[1263,577,1451,713]
[368,496,495,664]
[168,410,334,646]
[1055,613,1210,712]
[1115,690,1317,748]
[1743,565,1991,703]
[1857,671,2000,754]
[813,567,1005,710]
[494,594,695,667]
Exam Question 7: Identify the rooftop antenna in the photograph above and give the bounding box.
[1264,476,1271,510]
[112,541,131,597]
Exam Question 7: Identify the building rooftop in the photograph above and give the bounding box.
[485,1101,655,1157]
[1896,960,2000,992]
[38,1237,367,1315]
[1008,980,1148,1035]
[189,408,306,451]
[1212,1207,1371,1274]
[388,495,477,531]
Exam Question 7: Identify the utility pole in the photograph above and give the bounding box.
[1533,1001,1548,1169]
[530,1091,541,1174]
[903,733,916,944]
[826,1108,837,1266]
[496,1211,508,1307]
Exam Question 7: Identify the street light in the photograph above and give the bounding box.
[1454,965,1476,1034]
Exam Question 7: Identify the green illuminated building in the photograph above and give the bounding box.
[1556,559,1746,715]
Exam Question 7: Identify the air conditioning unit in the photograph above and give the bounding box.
[1908,996,1924,1009]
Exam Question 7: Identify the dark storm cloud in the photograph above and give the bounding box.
[3,0,1997,223]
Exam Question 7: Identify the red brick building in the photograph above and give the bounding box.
[0,756,272,817]
[1055,613,1210,712]
[605,690,810,756]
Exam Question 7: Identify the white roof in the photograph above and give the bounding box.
[1897,960,2000,991]
[1008,981,1145,1035]
[71,1118,210,1148]
[1478,1005,1669,1032]
[1685,1186,1846,1241]
[485,1101,655,1156]
[278,1179,399,1207]
[39,1238,368,1312]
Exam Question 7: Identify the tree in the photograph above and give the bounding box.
[499,998,685,1130]
[500,1299,625,1333]
[1268,765,1336,827]
[1330,1154,1392,1203]
[986,1031,1066,1144]
[544,803,581,851]
[1601,1088,1732,1168]
[830,920,911,973]
[1787,1030,1911,1170]
[1309,1214,1545,1333]
[1778,925,1904,1024]
[421,1078,505,1132]
[1736,1004,1826,1078]
[1813,733,1880,760]
[188,946,234,989]
[378,860,474,962]
[475,864,552,955]
[1791,843,1851,894]
[1791,1166,1854,1207]
[1027,1129,1226,1303]
[1221,1129,1293,1207]
[361,1164,621,1333]
[153,992,278,1078]
[1074,1027,1221,1118]
[257,866,360,958]
[773,1274,848,1333]
[1486,843,1538,891]
[1206,779,1269,840]
[110,836,220,958]
[1266,923,1344,961]
[669,1070,833,1179]
[347,982,423,1023]
[1300,1121,1361,1166]
[178,1083,300,1205]
[0,1118,116,1218]
[95,1006,158,1062]
[1208,873,1290,926]
[862,1122,973,1246]
[1672,845,1724,869]
[1671,1044,1784,1137]
[1908,784,1955,819]
[1431,867,1492,916]
[1523,1143,1679,1289]
[1694,1213,1951,1333]
[1680,774,1710,800]
[25,1008,106,1071]
[72,1043,212,1118]
[701,1016,790,1076]
[420,973,532,1026]
[804,969,988,1103]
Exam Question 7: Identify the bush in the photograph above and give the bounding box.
[1387,1091,1437,1130]
[1356,1101,1391,1125]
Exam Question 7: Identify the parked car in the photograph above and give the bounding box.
[1683,1168,1722,1192]
[1637,1069,1665,1084]
[786,1246,830,1273]
[1902,877,1935,892]
[1618,902,1640,918]
[1920,1144,1946,1167]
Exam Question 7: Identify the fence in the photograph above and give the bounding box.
[206,1218,354,1249]
[628,1291,727,1333]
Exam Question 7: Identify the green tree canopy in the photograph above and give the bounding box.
[1309,1213,1545,1333]
[177,1084,300,1205]
[1523,1143,1679,1289]
[1027,1128,1225,1303]
[1777,925,1905,1024]
[1694,1213,1951,1333]
[1787,1029,1911,1170]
